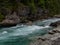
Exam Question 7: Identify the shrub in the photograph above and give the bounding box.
[0,13,4,22]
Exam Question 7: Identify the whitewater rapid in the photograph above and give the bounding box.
[34,18,60,26]
[0,18,60,45]
[0,25,50,40]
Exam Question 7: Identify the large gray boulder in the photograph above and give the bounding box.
[0,12,20,27]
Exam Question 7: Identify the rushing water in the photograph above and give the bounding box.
[0,18,60,45]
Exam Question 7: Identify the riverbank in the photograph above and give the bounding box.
[30,25,60,45]
[0,6,60,27]
[0,16,60,27]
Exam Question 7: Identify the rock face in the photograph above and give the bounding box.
[0,12,20,27]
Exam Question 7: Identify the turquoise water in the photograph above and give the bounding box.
[0,18,60,45]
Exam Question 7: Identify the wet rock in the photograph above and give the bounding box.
[52,29,57,32]
[35,36,46,41]
[49,23,57,27]
[43,34,53,40]
[26,21,33,26]
[48,30,55,35]
[39,38,46,41]
[49,21,60,27]
[53,29,60,33]
[27,21,32,25]
[30,39,43,45]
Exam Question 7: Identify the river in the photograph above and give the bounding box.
[0,18,60,45]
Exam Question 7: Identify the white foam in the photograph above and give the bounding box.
[9,25,50,36]
[2,31,8,34]
[0,18,60,40]
[42,18,60,22]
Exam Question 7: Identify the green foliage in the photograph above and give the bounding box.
[38,0,45,9]
[28,0,37,13]
[37,0,60,16]
[0,13,4,22]
[0,0,60,16]
[20,0,60,15]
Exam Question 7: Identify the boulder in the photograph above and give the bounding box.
[26,21,33,25]
[49,22,58,27]
[0,19,17,27]
[49,21,60,27]
[0,12,20,27]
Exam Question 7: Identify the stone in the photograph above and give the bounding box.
[0,12,20,27]
[26,21,33,25]
[53,29,60,33]
[48,30,55,35]
[52,38,60,45]
[49,21,60,27]
[49,23,57,27]
[37,37,46,41]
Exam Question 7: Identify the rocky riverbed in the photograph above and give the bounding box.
[30,25,60,45]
